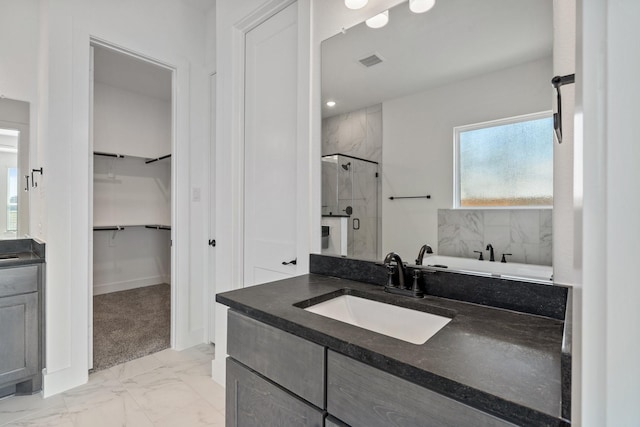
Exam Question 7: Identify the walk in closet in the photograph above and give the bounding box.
[89,45,173,370]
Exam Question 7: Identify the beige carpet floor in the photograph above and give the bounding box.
[92,283,170,372]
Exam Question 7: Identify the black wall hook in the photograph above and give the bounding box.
[552,74,575,144]
[31,167,43,188]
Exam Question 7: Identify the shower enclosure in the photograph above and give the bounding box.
[321,154,379,260]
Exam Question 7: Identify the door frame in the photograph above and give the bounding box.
[87,38,179,366]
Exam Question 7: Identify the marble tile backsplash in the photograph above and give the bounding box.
[438,209,552,266]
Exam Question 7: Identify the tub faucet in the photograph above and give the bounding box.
[486,244,495,262]
[383,252,406,289]
[415,244,433,265]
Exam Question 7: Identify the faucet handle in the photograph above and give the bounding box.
[473,250,484,261]
[501,253,512,263]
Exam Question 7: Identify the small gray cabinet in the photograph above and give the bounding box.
[226,358,324,427]
[0,264,43,396]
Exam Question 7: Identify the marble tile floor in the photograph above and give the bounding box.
[0,344,225,427]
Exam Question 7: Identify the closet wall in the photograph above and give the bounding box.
[92,46,172,295]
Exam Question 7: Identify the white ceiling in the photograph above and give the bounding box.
[322,0,553,117]
[93,45,172,101]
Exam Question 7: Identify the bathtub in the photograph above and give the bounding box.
[420,255,553,283]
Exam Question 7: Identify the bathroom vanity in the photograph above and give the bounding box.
[217,255,571,427]
[0,239,45,397]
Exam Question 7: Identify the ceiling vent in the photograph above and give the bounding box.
[358,53,384,68]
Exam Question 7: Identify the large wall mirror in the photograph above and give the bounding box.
[320,0,554,270]
[0,98,30,238]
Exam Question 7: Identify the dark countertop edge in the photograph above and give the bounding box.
[217,288,570,426]
[0,257,46,267]
[0,238,46,265]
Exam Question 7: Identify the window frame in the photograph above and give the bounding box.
[453,111,554,209]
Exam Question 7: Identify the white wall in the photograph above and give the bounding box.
[580,0,640,423]
[93,227,171,295]
[382,57,552,260]
[29,0,210,396]
[0,0,40,103]
[93,82,171,158]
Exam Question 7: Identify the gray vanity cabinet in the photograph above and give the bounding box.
[327,351,516,427]
[226,359,324,427]
[227,310,325,407]
[226,311,516,427]
[0,264,43,395]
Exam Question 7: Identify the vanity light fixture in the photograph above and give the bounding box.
[409,0,436,13]
[366,10,389,29]
[344,0,368,10]
[326,100,337,107]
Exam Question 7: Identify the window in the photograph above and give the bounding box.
[454,112,553,208]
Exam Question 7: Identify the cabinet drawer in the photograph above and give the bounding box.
[226,358,324,427]
[0,292,39,387]
[0,265,38,298]
[327,350,516,427]
[227,311,325,408]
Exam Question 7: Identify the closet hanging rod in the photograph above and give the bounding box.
[145,154,171,164]
[145,225,171,230]
[389,195,431,201]
[551,73,575,144]
[94,151,125,158]
[93,226,125,231]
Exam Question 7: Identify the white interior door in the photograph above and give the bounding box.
[244,3,299,287]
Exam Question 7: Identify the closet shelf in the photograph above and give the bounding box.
[93,151,171,164]
[93,224,171,231]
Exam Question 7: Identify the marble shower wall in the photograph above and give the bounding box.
[322,104,382,162]
[438,209,552,266]
[322,104,383,260]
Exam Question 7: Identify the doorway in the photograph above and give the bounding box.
[88,42,174,371]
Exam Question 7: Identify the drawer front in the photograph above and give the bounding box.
[0,292,39,386]
[0,265,38,298]
[227,310,325,408]
[226,358,324,427]
[327,351,516,427]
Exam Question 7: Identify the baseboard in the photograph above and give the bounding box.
[93,276,167,295]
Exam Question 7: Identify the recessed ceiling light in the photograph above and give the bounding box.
[344,0,368,10]
[409,0,436,14]
[366,10,389,29]
[326,101,336,107]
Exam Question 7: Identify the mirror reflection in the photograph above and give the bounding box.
[0,98,30,238]
[320,0,553,269]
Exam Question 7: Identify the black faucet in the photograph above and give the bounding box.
[486,244,495,262]
[383,252,406,289]
[383,252,425,298]
[415,244,433,265]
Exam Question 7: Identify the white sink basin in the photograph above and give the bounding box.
[304,295,451,345]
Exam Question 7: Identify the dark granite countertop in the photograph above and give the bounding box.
[217,274,568,426]
[0,238,45,267]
